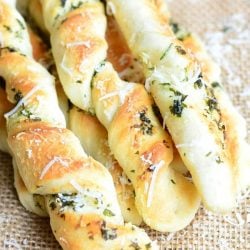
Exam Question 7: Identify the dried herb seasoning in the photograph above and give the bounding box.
[100,221,117,240]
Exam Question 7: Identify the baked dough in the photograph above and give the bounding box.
[41,0,200,232]
[107,0,249,212]
[0,1,156,249]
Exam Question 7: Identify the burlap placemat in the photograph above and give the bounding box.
[0,0,249,249]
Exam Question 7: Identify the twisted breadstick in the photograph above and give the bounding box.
[0,2,157,249]
[41,0,200,232]
[69,107,142,225]
[0,10,49,217]
[26,0,143,225]
[108,0,249,212]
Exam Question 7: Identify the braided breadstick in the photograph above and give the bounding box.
[0,2,157,249]
[107,0,249,212]
[41,0,200,232]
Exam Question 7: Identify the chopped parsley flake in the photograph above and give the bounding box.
[194,78,203,89]
[207,97,218,111]
[175,45,186,55]
[100,221,117,240]
[138,109,153,135]
[216,156,224,164]
[170,22,180,34]
[171,179,176,184]
[60,0,67,7]
[19,104,41,121]
[70,1,84,10]
[103,208,115,217]
[160,43,173,60]
[16,19,25,30]
[49,201,57,210]
[169,92,188,117]
[3,25,12,32]
[206,151,212,157]
[211,82,221,88]
[170,21,190,41]
[129,241,141,250]
[14,90,23,102]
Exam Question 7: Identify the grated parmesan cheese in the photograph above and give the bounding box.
[60,52,74,76]
[223,212,245,226]
[147,160,165,207]
[166,232,175,241]
[70,179,84,193]
[99,83,134,104]
[140,152,153,166]
[26,149,32,159]
[4,239,21,250]
[4,85,40,119]
[39,156,69,180]
[204,13,249,88]
[106,1,116,16]
[59,237,69,246]
[66,41,91,49]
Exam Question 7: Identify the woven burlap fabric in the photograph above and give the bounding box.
[0,0,249,249]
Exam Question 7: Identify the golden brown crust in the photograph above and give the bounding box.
[42,0,107,111]
[69,107,143,225]
[41,0,200,232]
[0,23,52,216]
[108,84,200,231]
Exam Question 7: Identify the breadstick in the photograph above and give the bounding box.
[107,0,249,212]
[155,0,249,193]
[69,107,143,225]
[41,0,200,232]
[0,1,156,249]
[0,15,50,218]
[27,1,143,224]
[171,23,250,191]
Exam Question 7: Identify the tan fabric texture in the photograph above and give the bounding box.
[0,0,249,249]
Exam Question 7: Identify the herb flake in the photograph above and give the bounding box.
[175,45,186,55]
[100,221,117,240]
[160,43,173,60]
[171,179,176,184]
[103,208,115,217]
